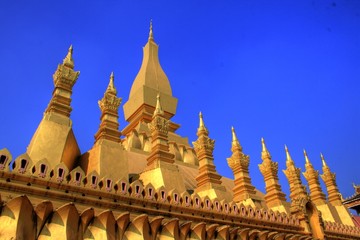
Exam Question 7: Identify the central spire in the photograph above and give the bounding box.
[123,21,178,133]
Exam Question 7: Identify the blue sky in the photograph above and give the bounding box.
[0,1,359,201]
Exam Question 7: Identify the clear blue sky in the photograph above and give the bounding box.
[0,1,359,200]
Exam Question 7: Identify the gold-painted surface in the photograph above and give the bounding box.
[26,115,80,170]
[227,127,259,203]
[283,145,308,202]
[139,94,186,192]
[27,46,81,171]
[1,25,359,240]
[140,161,186,192]
[320,154,343,206]
[81,140,128,180]
[303,150,327,205]
[123,22,178,124]
[258,138,289,213]
[193,113,229,200]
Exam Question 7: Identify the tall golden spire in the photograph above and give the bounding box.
[140,95,186,192]
[45,45,80,117]
[227,127,257,203]
[146,94,174,166]
[81,72,128,180]
[123,22,178,134]
[94,72,122,144]
[27,45,81,170]
[320,153,342,205]
[193,113,227,200]
[302,150,326,205]
[258,138,288,210]
[282,146,308,202]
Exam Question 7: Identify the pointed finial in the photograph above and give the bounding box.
[63,45,74,67]
[231,126,242,149]
[303,149,310,164]
[285,145,292,162]
[198,112,208,132]
[261,137,271,159]
[199,112,204,126]
[106,72,117,94]
[231,126,238,142]
[261,138,267,152]
[320,153,327,167]
[149,19,154,40]
[153,93,164,116]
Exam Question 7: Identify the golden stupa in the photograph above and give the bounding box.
[0,22,358,240]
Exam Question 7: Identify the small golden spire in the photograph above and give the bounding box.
[153,93,164,116]
[149,19,154,40]
[198,112,207,131]
[63,45,74,67]
[106,72,117,94]
[304,149,310,164]
[285,145,292,162]
[261,137,271,159]
[231,126,242,149]
[261,138,267,152]
[231,126,237,143]
[320,153,327,167]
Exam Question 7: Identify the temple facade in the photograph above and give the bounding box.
[0,23,359,240]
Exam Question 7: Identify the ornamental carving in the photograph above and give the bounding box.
[259,160,278,176]
[284,166,301,180]
[149,116,169,135]
[227,153,249,170]
[98,94,121,111]
[53,64,80,87]
[303,167,319,180]
[290,196,311,215]
[321,170,336,182]
[193,136,215,153]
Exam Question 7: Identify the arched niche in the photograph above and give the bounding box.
[68,166,85,186]
[0,148,12,171]
[12,153,33,175]
[127,130,142,150]
[50,162,69,183]
[31,158,51,178]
